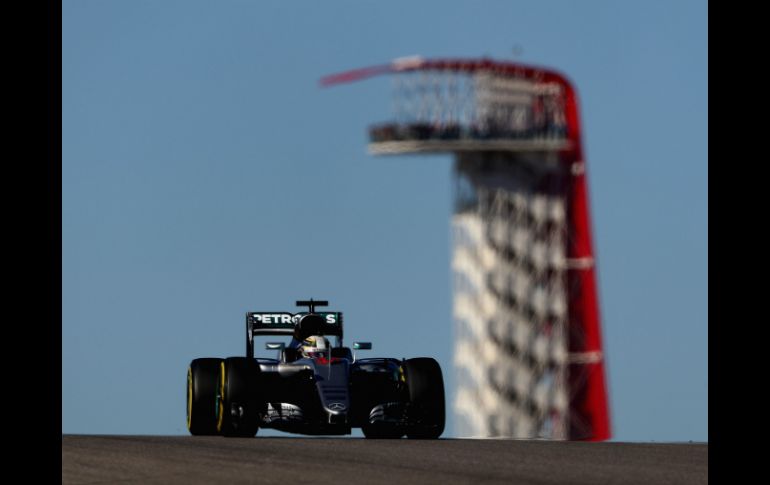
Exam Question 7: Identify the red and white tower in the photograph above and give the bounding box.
[322,57,610,440]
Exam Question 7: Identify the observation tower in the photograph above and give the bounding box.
[322,57,610,440]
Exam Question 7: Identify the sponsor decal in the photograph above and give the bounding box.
[252,313,339,324]
[252,314,294,324]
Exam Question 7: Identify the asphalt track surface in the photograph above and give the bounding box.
[62,435,707,484]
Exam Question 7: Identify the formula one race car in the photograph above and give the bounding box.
[186,299,445,439]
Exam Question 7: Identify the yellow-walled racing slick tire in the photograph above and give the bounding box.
[217,357,264,438]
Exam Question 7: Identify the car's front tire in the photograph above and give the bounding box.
[217,357,263,437]
[187,358,223,436]
[403,358,445,439]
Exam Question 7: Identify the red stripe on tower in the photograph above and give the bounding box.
[562,80,611,441]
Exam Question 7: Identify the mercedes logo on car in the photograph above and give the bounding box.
[328,402,346,412]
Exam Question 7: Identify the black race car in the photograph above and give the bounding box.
[187,299,445,439]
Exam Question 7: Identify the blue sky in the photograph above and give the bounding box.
[62,0,707,441]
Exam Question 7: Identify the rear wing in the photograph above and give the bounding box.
[245,311,343,358]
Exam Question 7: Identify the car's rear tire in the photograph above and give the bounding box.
[403,358,445,439]
[217,357,263,437]
[187,358,223,436]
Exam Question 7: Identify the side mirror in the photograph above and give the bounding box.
[353,342,372,350]
[266,342,286,350]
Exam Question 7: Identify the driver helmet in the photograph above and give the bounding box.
[300,335,329,359]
